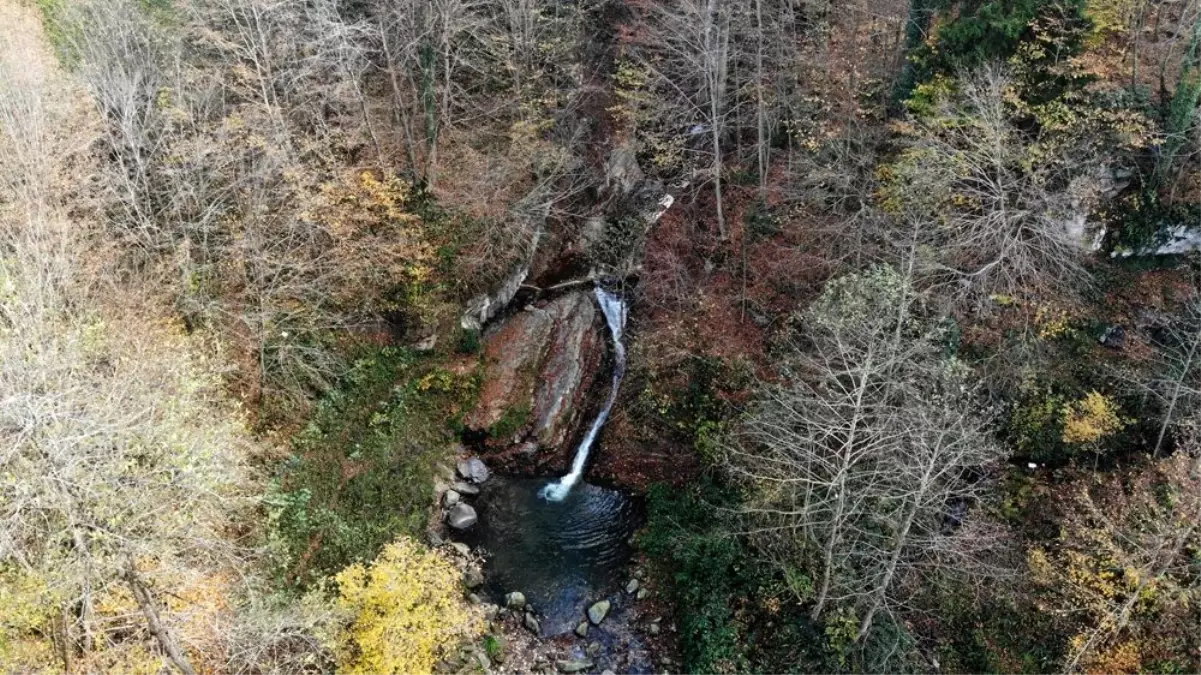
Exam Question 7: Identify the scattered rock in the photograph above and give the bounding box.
[450,542,471,557]
[587,599,610,625]
[457,457,491,484]
[427,530,445,547]
[556,658,594,673]
[523,611,541,635]
[601,670,616,675]
[414,333,437,352]
[464,567,485,589]
[452,481,481,496]
[625,579,639,594]
[482,604,500,621]
[475,651,491,670]
[467,593,482,604]
[447,503,478,530]
[636,588,650,600]
[574,621,589,638]
[586,641,601,657]
[648,622,660,636]
[505,591,527,609]
[444,489,460,507]
[633,568,644,580]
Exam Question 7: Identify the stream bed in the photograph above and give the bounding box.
[457,476,643,636]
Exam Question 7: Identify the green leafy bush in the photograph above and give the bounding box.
[267,347,477,586]
[639,479,826,674]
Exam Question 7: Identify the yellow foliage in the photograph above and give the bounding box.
[308,170,437,315]
[1034,304,1072,340]
[334,537,482,675]
[1085,640,1141,674]
[1061,391,1126,444]
[1085,0,1138,41]
[0,568,57,673]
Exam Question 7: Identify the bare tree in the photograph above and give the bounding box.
[0,9,254,671]
[638,0,733,239]
[886,66,1097,304]
[1121,293,1201,457]
[726,265,1007,637]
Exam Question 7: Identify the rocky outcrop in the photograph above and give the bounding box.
[464,291,604,470]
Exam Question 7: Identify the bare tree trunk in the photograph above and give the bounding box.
[754,0,767,196]
[1154,327,1199,457]
[125,566,197,675]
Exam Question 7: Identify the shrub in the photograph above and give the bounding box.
[269,347,478,586]
[1060,391,1126,445]
[334,537,483,674]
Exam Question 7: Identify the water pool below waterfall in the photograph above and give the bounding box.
[457,476,643,636]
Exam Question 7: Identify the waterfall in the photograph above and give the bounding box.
[540,286,628,502]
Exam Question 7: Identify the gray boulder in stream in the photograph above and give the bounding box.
[446,503,477,530]
[587,599,611,625]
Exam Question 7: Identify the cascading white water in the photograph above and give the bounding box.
[540,286,628,502]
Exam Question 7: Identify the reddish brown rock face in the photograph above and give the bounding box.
[464,291,605,472]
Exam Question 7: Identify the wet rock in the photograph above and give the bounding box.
[556,658,595,673]
[636,588,650,600]
[447,503,478,530]
[587,600,610,625]
[523,611,541,635]
[505,591,527,609]
[464,567,485,589]
[574,621,589,638]
[457,457,491,484]
[625,579,639,594]
[464,291,603,452]
[444,489,460,507]
[1100,325,1127,349]
[452,481,480,496]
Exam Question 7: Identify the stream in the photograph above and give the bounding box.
[457,476,643,635]
[540,286,628,501]
[455,285,646,649]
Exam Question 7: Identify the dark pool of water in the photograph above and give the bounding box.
[456,476,643,635]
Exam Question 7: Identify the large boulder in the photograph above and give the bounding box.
[446,503,477,530]
[457,457,490,484]
[464,291,603,454]
[586,599,610,625]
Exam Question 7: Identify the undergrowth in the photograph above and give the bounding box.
[266,346,479,587]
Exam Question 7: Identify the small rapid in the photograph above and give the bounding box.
[540,286,627,502]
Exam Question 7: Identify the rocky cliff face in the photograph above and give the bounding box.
[464,291,605,471]
[461,141,673,476]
